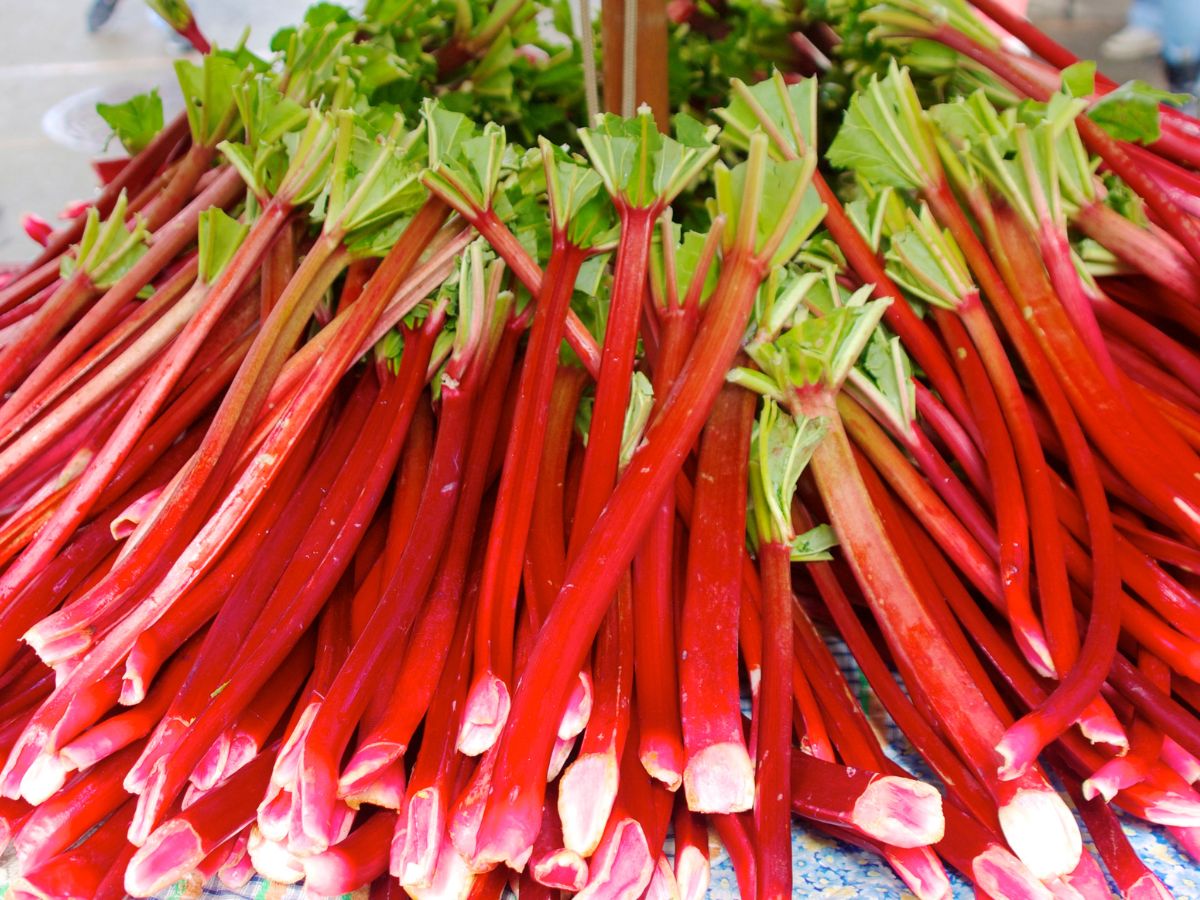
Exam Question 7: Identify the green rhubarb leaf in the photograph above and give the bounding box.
[174,53,245,146]
[720,71,818,161]
[791,524,838,562]
[863,0,999,52]
[540,139,618,250]
[197,207,249,284]
[668,225,723,309]
[750,268,823,351]
[713,138,825,268]
[619,372,655,469]
[843,187,907,254]
[62,192,150,289]
[746,268,891,394]
[448,240,492,374]
[848,328,916,435]
[1061,61,1096,99]
[886,205,972,310]
[233,76,307,148]
[362,0,422,28]
[676,228,721,304]
[748,398,826,546]
[96,89,164,155]
[1088,80,1189,145]
[470,0,535,49]
[469,29,516,99]
[319,111,428,241]
[274,109,339,207]
[423,102,508,218]
[276,16,359,105]
[578,107,719,209]
[828,63,939,191]
[928,91,1011,153]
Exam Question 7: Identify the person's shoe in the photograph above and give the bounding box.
[1101,25,1162,61]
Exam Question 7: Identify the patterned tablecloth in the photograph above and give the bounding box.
[3,640,1199,899]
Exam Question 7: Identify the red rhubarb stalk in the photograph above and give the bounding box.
[466,135,821,869]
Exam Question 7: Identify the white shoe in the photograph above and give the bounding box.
[1101,25,1162,61]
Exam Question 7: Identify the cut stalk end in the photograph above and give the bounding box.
[16,753,67,806]
[970,844,1054,900]
[531,847,589,890]
[558,751,618,856]
[558,671,594,740]
[457,673,510,757]
[575,818,654,900]
[125,820,204,897]
[996,786,1083,879]
[392,789,443,888]
[339,741,404,797]
[675,841,711,900]
[851,775,945,848]
[682,742,755,813]
[638,735,684,791]
[1127,871,1175,900]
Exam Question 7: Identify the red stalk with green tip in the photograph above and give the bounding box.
[421,102,602,377]
[0,169,243,442]
[746,396,832,898]
[569,109,718,556]
[720,71,978,444]
[960,103,1200,498]
[0,51,249,411]
[122,305,442,840]
[459,139,615,757]
[339,322,521,799]
[845,339,994,554]
[286,248,506,855]
[977,199,1128,775]
[144,0,210,53]
[631,213,722,791]
[830,66,1129,766]
[463,133,822,870]
[554,112,716,818]
[887,217,1053,677]
[870,1,1200,269]
[0,193,151,399]
[745,260,1080,877]
[3,113,191,298]
[3,133,444,794]
[0,118,326,640]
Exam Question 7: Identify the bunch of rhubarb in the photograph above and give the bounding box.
[1,0,1200,897]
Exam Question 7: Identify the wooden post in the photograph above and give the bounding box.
[601,0,670,130]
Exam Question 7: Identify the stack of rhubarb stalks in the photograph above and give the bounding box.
[1,0,1200,896]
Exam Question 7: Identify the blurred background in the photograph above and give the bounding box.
[0,0,1171,258]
